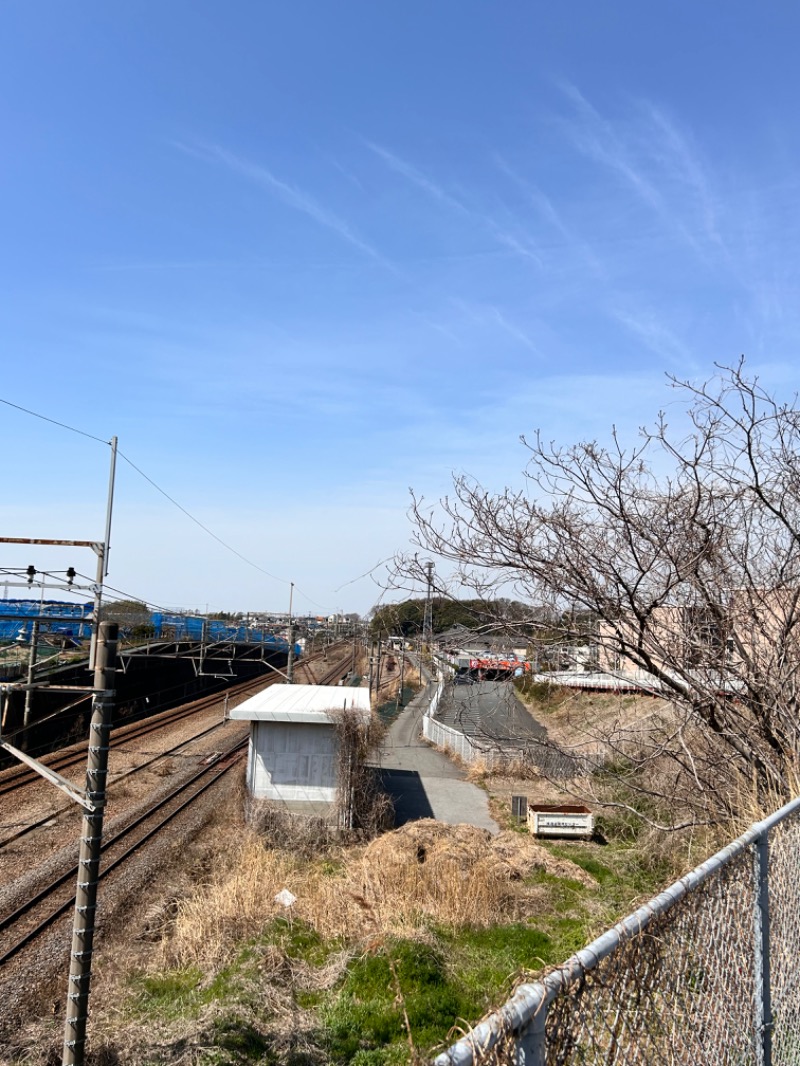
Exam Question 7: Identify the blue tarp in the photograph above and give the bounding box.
[0,603,297,654]
[150,613,295,653]
[0,600,93,642]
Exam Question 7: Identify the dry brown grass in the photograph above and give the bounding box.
[515,685,670,752]
[160,820,596,970]
[464,755,490,782]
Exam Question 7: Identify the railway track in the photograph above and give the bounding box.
[0,646,347,799]
[0,714,232,850]
[0,735,249,966]
[0,650,355,964]
[0,649,353,848]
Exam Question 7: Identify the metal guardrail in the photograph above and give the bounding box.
[435,795,800,1066]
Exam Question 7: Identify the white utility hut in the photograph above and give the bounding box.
[229,683,371,814]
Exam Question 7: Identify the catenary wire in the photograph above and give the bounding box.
[0,396,337,613]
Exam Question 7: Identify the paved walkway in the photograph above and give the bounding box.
[371,683,499,834]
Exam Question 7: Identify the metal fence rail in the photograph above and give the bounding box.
[435,795,800,1066]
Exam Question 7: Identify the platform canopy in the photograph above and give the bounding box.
[229,683,370,724]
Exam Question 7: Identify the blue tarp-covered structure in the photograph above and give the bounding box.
[0,600,93,642]
[151,613,294,653]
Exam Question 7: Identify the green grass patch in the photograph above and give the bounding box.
[272,917,330,965]
[323,939,476,1064]
[540,839,670,919]
[130,967,209,1021]
[437,923,555,1001]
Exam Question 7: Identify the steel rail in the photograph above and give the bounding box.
[0,650,355,962]
[0,648,333,796]
[0,685,243,796]
[0,715,233,849]
[0,737,249,964]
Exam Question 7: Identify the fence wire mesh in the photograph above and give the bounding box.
[436,799,800,1066]
[545,848,756,1065]
[764,813,800,1065]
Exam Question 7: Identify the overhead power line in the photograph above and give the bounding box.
[0,397,109,445]
[116,449,289,585]
[0,396,334,604]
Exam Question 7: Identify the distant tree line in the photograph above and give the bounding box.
[369,597,534,638]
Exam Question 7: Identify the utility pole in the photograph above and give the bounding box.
[62,621,119,1066]
[375,638,382,696]
[286,582,295,684]
[396,651,406,711]
[422,561,434,652]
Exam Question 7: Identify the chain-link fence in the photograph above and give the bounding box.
[435,796,800,1066]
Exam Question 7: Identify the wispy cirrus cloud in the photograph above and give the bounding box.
[641,103,722,249]
[612,306,695,368]
[494,153,606,278]
[453,298,539,353]
[489,306,538,352]
[366,140,542,265]
[366,141,470,215]
[175,140,385,263]
[555,81,722,256]
[557,81,664,212]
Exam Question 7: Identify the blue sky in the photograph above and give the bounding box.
[2,2,800,615]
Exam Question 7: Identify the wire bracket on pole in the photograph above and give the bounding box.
[0,740,97,811]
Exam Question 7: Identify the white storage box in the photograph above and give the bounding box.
[528,804,594,839]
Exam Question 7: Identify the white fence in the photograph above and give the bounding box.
[421,680,597,776]
[422,681,500,764]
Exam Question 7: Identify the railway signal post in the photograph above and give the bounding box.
[62,621,119,1066]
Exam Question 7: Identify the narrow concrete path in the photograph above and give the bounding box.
[371,684,499,834]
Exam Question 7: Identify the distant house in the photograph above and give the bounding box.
[435,624,528,661]
[229,683,371,818]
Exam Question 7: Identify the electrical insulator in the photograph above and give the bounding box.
[26,565,36,585]
[66,567,76,586]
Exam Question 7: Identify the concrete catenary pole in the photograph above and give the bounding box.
[89,437,117,671]
[62,621,119,1066]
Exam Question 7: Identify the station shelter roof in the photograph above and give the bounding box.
[229,683,370,725]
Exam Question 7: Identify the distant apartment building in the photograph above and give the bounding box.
[596,588,800,684]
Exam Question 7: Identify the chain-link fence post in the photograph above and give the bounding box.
[517,1004,547,1066]
[754,831,773,1066]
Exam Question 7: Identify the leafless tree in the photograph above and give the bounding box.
[397,360,800,824]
